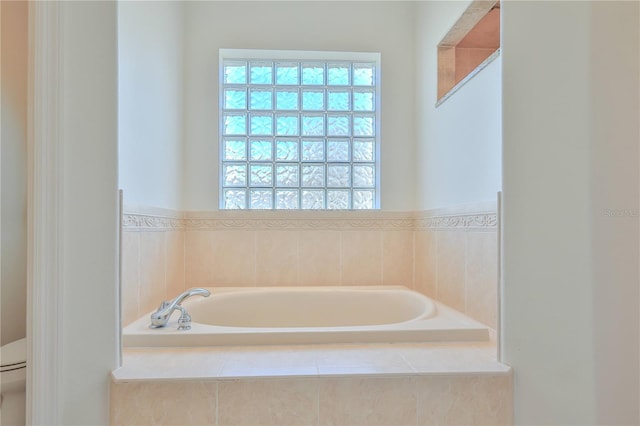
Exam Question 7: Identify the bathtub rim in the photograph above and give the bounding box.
[123,285,490,348]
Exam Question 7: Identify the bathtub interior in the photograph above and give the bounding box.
[184,286,436,327]
[123,286,491,347]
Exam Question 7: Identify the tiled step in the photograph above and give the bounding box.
[111,343,512,425]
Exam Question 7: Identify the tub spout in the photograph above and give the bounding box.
[150,288,210,329]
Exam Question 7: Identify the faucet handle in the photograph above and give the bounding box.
[156,300,170,311]
[149,301,172,328]
[177,307,192,331]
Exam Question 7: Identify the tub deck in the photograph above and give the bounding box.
[111,341,512,425]
[123,286,490,347]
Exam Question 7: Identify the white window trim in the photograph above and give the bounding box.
[218,48,381,210]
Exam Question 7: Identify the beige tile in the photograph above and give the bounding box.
[382,230,414,287]
[117,347,227,380]
[255,230,299,286]
[414,230,437,298]
[218,379,318,425]
[315,346,413,375]
[319,377,417,425]
[165,230,185,299]
[399,343,508,374]
[217,347,318,378]
[436,231,466,312]
[121,231,140,326]
[341,230,382,285]
[139,232,166,315]
[465,231,498,326]
[185,230,214,287]
[210,230,256,286]
[466,231,498,328]
[298,230,341,286]
[416,374,513,425]
[110,380,216,426]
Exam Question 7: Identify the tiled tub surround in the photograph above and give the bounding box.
[414,203,499,329]
[121,203,497,329]
[121,209,186,326]
[116,204,509,425]
[111,342,512,426]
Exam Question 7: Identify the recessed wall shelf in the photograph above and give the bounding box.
[437,0,500,105]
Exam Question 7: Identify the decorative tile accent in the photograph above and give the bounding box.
[415,212,497,230]
[122,207,496,231]
[122,213,185,231]
[122,206,184,231]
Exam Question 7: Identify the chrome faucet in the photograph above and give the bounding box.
[150,288,210,330]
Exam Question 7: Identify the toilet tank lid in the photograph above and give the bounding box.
[1,338,26,366]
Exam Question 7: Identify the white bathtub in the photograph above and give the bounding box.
[123,286,489,347]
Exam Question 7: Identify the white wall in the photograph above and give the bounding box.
[59,2,119,423]
[118,1,184,210]
[182,1,416,211]
[1,0,28,346]
[589,3,639,423]
[415,1,502,210]
[502,1,639,424]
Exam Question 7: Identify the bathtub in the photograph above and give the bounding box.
[123,286,489,347]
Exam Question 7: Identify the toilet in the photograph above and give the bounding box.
[1,338,26,426]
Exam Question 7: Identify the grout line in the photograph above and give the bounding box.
[316,374,321,426]
[215,380,219,426]
[464,231,469,315]
[252,231,257,287]
[411,230,416,290]
[338,231,343,286]
[434,230,439,301]
[379,230,385,285]
[296,230,300,286]
[181,228,186,292]
[379,230,384,285]
[162,232,168,300]
[209,231,215,286]
[414,374,419,426]
[135,233,141,319]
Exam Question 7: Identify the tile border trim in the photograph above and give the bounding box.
[122,204,497,231]
[415,212,498,230]
[122,214,186,231]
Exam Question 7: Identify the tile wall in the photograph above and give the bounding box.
[121,203,497,328]
[414,203,498,329]
[121,208,186,325]
[183,227,414,288]
[111,373,512,425]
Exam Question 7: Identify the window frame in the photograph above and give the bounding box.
[218,49,381,210]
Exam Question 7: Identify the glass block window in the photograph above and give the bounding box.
[220,49,380,210]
